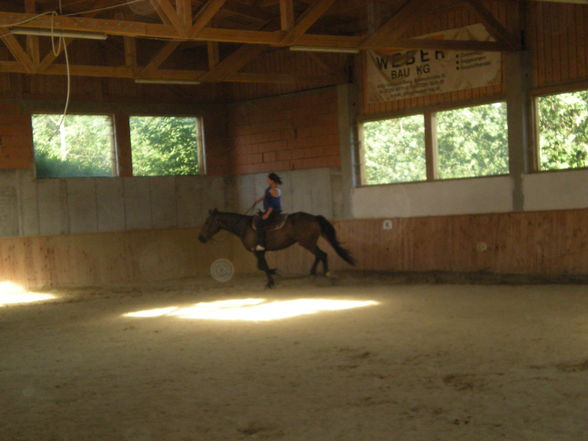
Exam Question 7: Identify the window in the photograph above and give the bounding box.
[129,116,202,176]
[361,115,426,185]
[32,114,115,178]
[360,101,509,185]
[437,102,509,179]
[536,90,588,171]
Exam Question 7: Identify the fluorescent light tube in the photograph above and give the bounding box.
[290,45,359,54]
[11,27,108,40]
[134,79,201,85]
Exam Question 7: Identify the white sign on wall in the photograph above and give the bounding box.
[366,24,502,104]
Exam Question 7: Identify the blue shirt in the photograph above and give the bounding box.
[263,186,282,212]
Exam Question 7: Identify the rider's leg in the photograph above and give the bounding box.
[255,217,266,250]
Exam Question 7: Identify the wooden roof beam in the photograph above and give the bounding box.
[279,0,294,31]
[190,0,228,36]
[0,60,344,84]
[0,12,283,44]
[37,38,73,72]
[1,34,35,73]
[142,40,181,72]
[25,0,40,65]
[280,0,336,45]
[149,0,184,34]
[176,0,193,30]
[361,0,432,48]
[465,0,521,50]
[198,44,266,82]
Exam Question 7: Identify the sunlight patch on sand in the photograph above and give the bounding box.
[0,281,56,307]
[124,298,378,322]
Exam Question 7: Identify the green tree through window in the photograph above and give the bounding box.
[362,115,426,184]
[130,116,201,176]
[436,102,509,179]
[32,114,114,178]
[538,90,588,171]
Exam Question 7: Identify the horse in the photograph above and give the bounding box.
[198,209,355,288]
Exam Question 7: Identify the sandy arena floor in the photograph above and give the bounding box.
[1,273,587,441]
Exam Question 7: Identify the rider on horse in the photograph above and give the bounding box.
[254,172,282,251]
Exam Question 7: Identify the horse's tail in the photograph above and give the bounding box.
[316,215,355,266]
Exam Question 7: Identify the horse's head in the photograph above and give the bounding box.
[198,209,221,243]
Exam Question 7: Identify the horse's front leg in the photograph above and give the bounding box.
[255,251,275,288]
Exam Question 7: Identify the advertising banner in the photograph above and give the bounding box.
[366,24,502,103]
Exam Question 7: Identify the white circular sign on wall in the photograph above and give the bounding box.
[210,258,235,282]
[382,219,393,230]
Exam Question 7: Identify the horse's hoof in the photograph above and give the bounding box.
[266,280,275,289]
[325,271,332,278]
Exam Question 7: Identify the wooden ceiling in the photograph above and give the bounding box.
[0,0,582,86]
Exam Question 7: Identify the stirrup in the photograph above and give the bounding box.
[255,245,265,251]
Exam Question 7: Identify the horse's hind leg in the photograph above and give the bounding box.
[301,243,329,276]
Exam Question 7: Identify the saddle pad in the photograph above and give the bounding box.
[251,214,288,231]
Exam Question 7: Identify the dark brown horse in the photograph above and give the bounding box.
[198,209,355,288]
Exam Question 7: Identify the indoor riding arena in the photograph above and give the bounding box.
[1,1,588,440]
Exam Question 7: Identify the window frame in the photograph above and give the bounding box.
[357,96,510,186]
[31,112,118,179]
[128,113,205,177]
[530,85,588,174]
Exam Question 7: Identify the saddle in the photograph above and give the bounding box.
[251,213,289,231]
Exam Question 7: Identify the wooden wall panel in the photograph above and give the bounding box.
[227,88,340,174]
[529,2,588,89]
[1,209,587,290]
[264,209,588,278]
[0,228,255,289]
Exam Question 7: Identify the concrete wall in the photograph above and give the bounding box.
[227,168,336,219]
[523,169,588,212]
[351,176,514,219]
[349,169,588,220]
[0,169,225,238]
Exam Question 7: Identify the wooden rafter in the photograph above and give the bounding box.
[176,0,193,30]
[37,38,73,72]
[198,44,266,82]
[25,0,40,66]
[1,34,35,73]
[280,0,336,44]
[207,41,220,68]
[279,0,295,31]
[124,37,137,69]
[143,41,181,72]
[464,0,520,50]
[149,0,184,34]
[378,38,508,52]
[190,0,228,36]
[361,0,432,48]
[0,60,344,84]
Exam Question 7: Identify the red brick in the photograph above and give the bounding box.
[277,150,293,161]
[291,134,339,149]
[2,135,33,149]
[0,115,30,126]
[291,155,339,170]
[0,102,21,114]
[0,125,31,136]
[262,152,276,163]
[233,153,262,166]
[255,140,288,153]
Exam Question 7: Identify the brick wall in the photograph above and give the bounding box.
[227,88,341,175]
[0,102,33,170]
